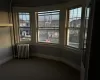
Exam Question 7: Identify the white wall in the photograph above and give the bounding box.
[0,11,13,65]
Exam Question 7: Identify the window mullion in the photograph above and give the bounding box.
[59,9,66,45]
[36,12,39,43]
[65,10,69,45]
[79,7,86,50]
[17,13,20,43]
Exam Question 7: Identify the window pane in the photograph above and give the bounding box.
[37,10,60,43]
[19,14,30,20]
[73,8,77,18]
[67,7,82,48]
[18,12,31,41]
[45,15,52,22]
[38,16,45,21]
[38,21,45,27]
[38,10,59,28]
[19,28,31,41]
[69,7,82,28]
[69,19,81,28]
[38,29,59,43]
[52,15,59,20]
[77,8,82,18]
[69,10,73,18]
[67,29,79,48]
[51,15,59,27]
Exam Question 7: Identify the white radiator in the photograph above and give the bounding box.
[17,44,29,59]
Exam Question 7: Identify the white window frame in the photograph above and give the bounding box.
[13,8,33,44]
[65,5,87,51]
[17,12,31,43]
[35,10,60,44]
[66,7,82,49]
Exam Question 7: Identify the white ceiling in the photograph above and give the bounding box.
[11,0,71,7]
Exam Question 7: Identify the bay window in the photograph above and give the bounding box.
[14,5,88,50]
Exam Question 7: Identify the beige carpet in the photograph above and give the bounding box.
[0,57,80,80]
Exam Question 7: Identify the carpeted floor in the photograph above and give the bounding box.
[0,57,80,80]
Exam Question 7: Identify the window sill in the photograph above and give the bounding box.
[35,42,60,48]
[18,41,32,44]
[64,45,83,53]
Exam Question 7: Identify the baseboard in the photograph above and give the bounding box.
[32,53,80,71]
[0,56,13,65]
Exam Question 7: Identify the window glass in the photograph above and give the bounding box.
[18,13,31,41]
[37,10,60,43]
[67,7,82,48]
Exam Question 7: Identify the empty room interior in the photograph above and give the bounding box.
[0,0,95,80]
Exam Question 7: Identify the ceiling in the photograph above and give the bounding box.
[11,0,70,7]
[12,0,69,7]
[0,0,71,11]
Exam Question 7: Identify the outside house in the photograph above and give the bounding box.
[19,19,31,41]
[19,18,87,47]
[38,20,59,43]
[68,19,81,47]
[68,19,88,48]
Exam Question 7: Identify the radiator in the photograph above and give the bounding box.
[17,44,29,59]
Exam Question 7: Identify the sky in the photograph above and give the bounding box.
[19,14,30,21]
[69,7,82,18]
